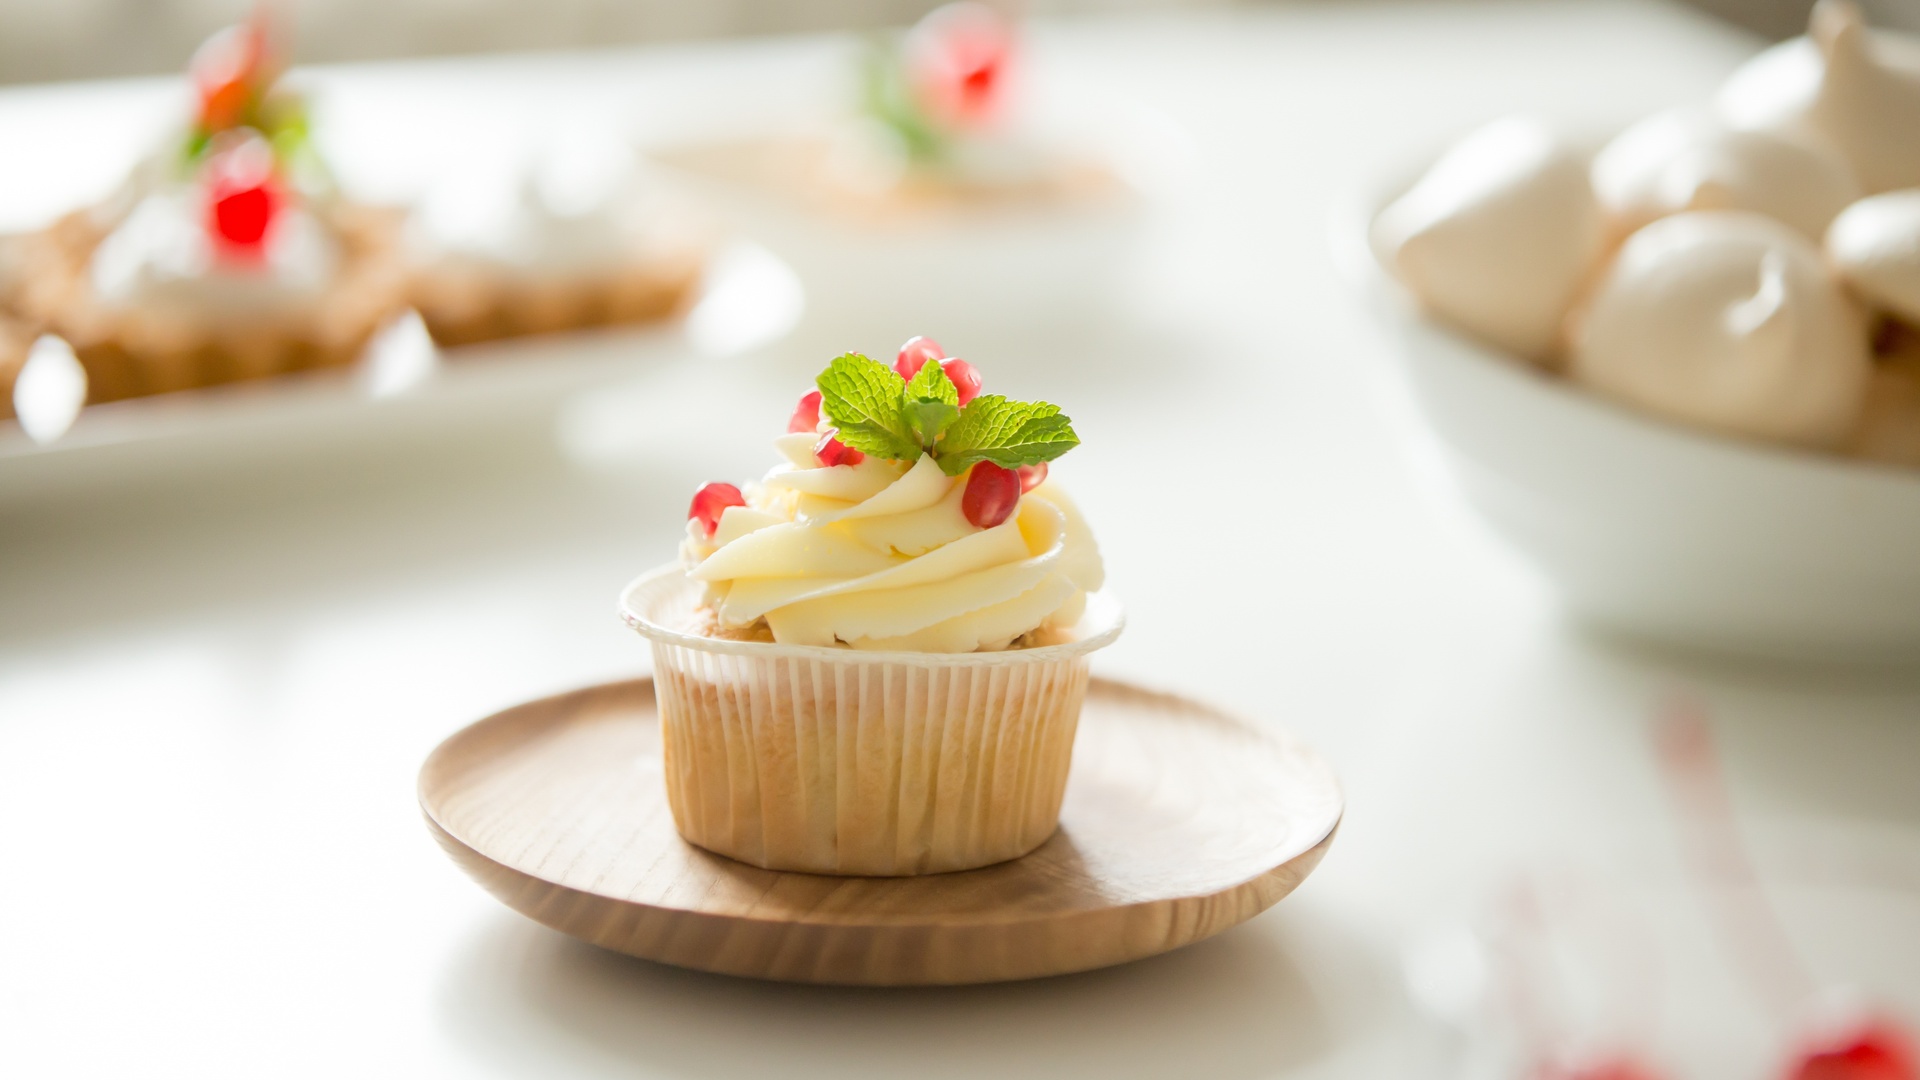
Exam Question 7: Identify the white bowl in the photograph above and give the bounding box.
[1335,163,1920,664]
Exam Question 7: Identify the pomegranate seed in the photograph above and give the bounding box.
[815,431,865,467]
[204,137,279,251]
[962,462,1020,528]
[788,389,822,434]
[1016,461,1047,492]
[211,184,276,247]
[941,358,982,405]
[688,482,746,538]
[894,335,947,381]
[1788,1023,1917,1080]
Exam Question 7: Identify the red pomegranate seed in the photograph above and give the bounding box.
[688,482,746,538]
[815,431,865,467]
[1788,1023,1917,1080]
[894,335,947,381]
[788,389,822,434]
[962,462,1020,528]
[941,358,982,405]
[1016,461,1047,492]
[211,184,276,247]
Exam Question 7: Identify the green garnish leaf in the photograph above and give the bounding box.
[907,399,960,447]
[903,356,958,406]
[816,352,921,461]
[934,395,1080,475]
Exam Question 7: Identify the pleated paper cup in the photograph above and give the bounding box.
[619,564,1124,876]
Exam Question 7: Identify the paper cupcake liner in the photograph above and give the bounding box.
[621,564,1123,876]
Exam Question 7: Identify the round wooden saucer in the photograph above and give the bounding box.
[419,677,1342,986]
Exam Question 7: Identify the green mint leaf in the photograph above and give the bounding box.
[816,352,920,461]
[907,399,959,447]
[935,395,1081,475]
[859,36,945,163]
[903,357,958,407]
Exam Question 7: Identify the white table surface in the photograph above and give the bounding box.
[4,2,1917,1077]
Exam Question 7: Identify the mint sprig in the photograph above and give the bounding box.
[816,352,923,460]
[812,353,1079,475]
[932,395,1079,475]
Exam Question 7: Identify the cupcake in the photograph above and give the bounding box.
[651,3,1139,342]
[404,143,707,348]
[7,13,405,405]
[620,335,1117,875]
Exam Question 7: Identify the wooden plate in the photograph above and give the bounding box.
[419,677,1342,986]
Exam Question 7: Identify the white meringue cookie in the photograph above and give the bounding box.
[1826,190,1920,325]
[1591,109,1859,240]
[1570,211,1871,447]
[1373,115,1604,361]
[1718,0,1920,195]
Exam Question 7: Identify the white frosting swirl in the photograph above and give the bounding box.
[87,188,340,321]
[1717,0,1920,195]
[1591,109,1859,240]
[1827,189,1920,325]
[1372,115,1605,361]
[1569,210,1871,447]
[679,442,1103,652]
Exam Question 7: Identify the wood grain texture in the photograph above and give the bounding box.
[419,677,1342,986]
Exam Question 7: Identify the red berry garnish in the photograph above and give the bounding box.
[906,3,1013,129]
[190,23,267,131]
[788,389,822,434]
[894,335,947,381]
[941,358,982,405]
[1788,1022,1917,1080]
[688,482,746,538]
[203,136,279,253]
[212,184,276,247]
[815,431,865,467]
[1016,461,1047,492]
[962,462,1020,528]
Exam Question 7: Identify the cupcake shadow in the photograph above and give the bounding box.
[437,899,1364,1079]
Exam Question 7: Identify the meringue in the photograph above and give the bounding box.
[1718,0,1920,194]
[1373,116,1604,361]
[1591,109,1859,241]
[1826,190,1920,325]
[1570,211,1871,447]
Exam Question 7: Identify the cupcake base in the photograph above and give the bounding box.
[656,645,1090,876]
[623,565,1124,876]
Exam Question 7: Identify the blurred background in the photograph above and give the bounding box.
[3,0,1919,1078]
[5,0,1920,84]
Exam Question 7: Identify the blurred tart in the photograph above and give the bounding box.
[8,12,404,405]
[655,3,1128,224]
[404,150,705,348]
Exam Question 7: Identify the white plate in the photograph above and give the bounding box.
[0,242,802,498]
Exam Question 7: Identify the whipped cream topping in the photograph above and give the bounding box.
[1718,0,1920,195]
[1570,210,1871,447]
[408,144,656,277]
[679,441,1103,652]
[1827,190,1920,325]
[1591,109,1859,241]
[88,187,339,320]
[1373,115,1605,361]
